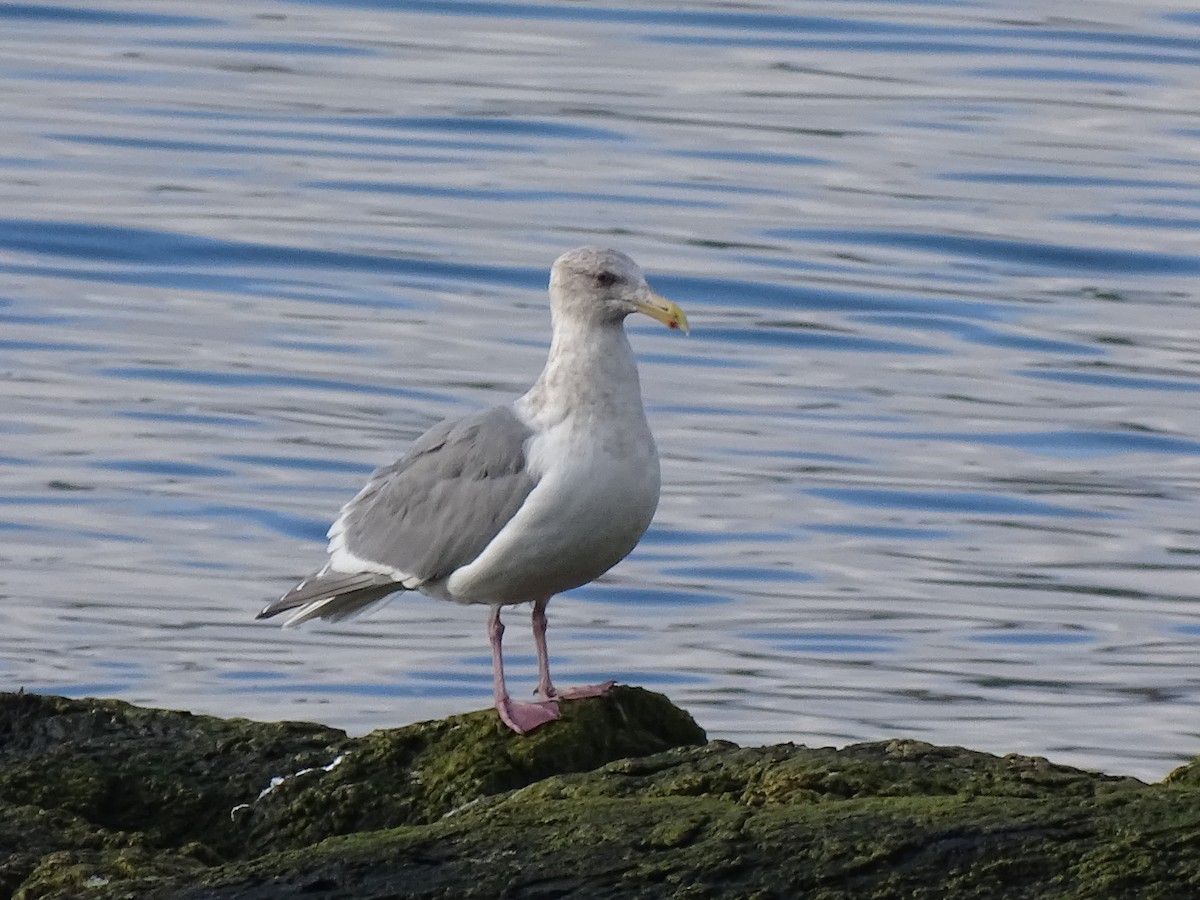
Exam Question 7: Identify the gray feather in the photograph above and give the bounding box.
[257,568,399,622]
[278,585,400,627]
[260,405,538,628]
[338,405,538,583]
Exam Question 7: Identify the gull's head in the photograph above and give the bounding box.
[549,246,689,334]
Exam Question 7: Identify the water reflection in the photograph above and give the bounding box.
[0,0,1197,783]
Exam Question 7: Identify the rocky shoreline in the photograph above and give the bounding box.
[2,687,1197,899]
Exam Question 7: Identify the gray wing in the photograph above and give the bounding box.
[256,568,400,626]
[258,405,537,625]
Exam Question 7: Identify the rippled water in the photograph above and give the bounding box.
[2,0,1199,780]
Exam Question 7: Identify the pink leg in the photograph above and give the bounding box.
[532,598,615,702]
[532,598,556,700]
[489,605,558,734]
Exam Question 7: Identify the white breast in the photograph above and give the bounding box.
[443,408,660,605]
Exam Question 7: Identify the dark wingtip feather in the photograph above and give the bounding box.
[257,568,401,624]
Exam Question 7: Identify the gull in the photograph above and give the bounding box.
[258,247,688,734]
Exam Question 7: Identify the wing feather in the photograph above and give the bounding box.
[333,405,537,584]
[261,405,538,626]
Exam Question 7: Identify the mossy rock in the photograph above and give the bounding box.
[0,691,345,858]
[236,684,707,854]
[129,742,1200,900]
[5,689,1200,899]
[0,686,705,897]
[12,846,209,900]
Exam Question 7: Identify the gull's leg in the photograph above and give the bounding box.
[489,605,558,734]
[532,597,556,700]
[531,597,615,702]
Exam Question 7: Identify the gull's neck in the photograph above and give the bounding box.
[521,313,646,426]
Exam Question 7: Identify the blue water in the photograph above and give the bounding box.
[1,0,1199,782]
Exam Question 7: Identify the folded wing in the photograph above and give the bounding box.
[258,405,538,626]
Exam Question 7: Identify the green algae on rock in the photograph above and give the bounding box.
[150,743,1200,900]
[4,689,1200,899]
[0,691,346,859]
[236,683,708,855]
[0,686,705,896]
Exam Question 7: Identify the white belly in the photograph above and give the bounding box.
[441,419,660,605]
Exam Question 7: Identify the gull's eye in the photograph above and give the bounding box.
[594,270,618,288]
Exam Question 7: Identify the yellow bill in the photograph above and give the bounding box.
[634,291,690,334]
